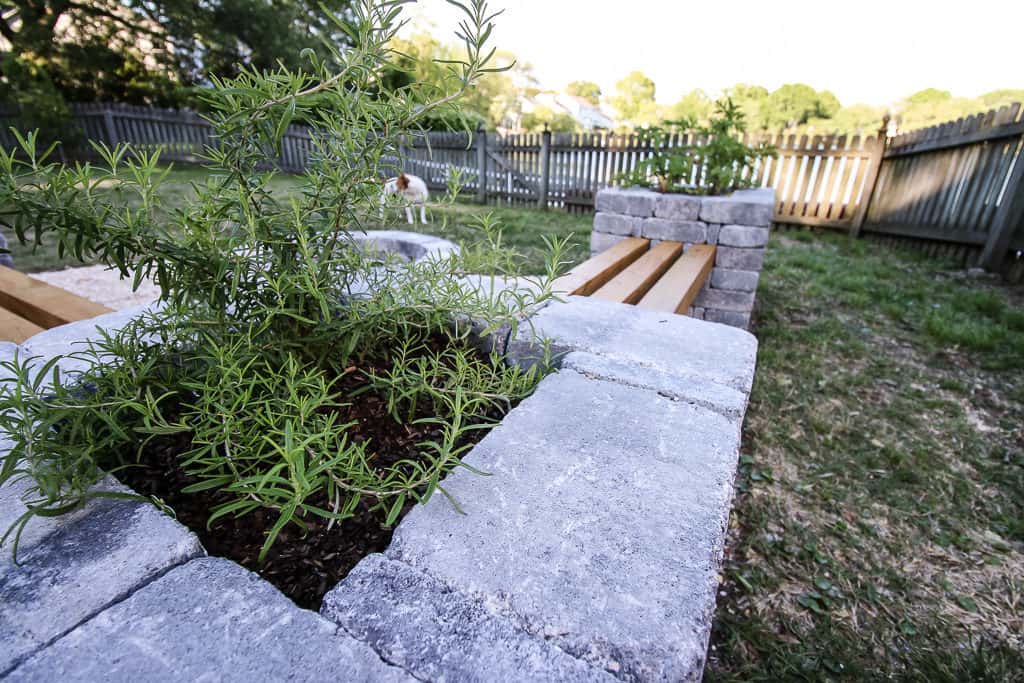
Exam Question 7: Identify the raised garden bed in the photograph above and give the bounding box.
[1,267,758,680]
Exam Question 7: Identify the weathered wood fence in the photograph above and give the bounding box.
[1,101,1022,275]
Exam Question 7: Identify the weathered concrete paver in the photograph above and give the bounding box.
[507,296,758,393]
[0,485,203,674]
[7,557,412,683]
[383,370,744,681]
[323,554,617,683]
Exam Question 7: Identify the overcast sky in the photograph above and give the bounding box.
[400,0,1024,107]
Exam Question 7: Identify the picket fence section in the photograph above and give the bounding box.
[0,101,1021,274]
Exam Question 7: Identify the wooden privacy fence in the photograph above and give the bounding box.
[1,101,1022,273]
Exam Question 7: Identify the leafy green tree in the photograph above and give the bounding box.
[609,71,659,127]
[0,0,355,108]
[980,89,1024,109]
[566,80,601,106]
[724,83,770,130]
[521,105,577,133]
[667,89,713,125]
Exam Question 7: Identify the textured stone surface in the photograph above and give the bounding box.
[654,193,701,220]
[710,268,760,292]
[562,351,748,419]
[385,370,743,681]
[19,306,152,386]
[590,231,627,255]
[594,187,657,217]
[705,223,721,244]
[641,218,706,243]
[507,296,758,393]
[704,309,752,328]
[694,288,757,313]
[715,246,766,270]
[698,188,774,226]
[0,489,203,674]
[593,212,642,236]
[7,557,411,683]
[324,554,615,682]
[0,231,13,268]
[718,224,770,248]
[350,229,458,261]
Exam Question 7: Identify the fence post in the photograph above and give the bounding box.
[979,143,1024,270]
[849,114,890,238]
[475,124,487,204]
[538,126,552,210]
[102,108,119,148]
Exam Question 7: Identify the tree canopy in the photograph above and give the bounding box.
[566,80,601,106]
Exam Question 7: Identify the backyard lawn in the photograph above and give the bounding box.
[709,231,1024,681]
[4,167,1022,680]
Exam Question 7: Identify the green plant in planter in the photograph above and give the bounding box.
[0,0,569,563]
[618,98,776,195]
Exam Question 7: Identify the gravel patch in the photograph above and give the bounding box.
[30,265,160,310]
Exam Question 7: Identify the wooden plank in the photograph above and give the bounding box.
[0,268,112,329]
[552,237,650,296]
[885,119,1024,157]
[0,306,45,343]
[636,244,717,314]
[592,241,684,305]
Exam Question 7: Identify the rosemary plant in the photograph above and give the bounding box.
[0,0,568,561]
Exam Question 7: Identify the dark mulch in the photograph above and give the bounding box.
[115,343,499,610]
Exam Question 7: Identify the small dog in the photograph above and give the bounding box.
[380,172,429,224]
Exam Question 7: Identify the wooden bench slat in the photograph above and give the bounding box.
[635,244,717,314]
[552,237,649,296]
[0,306,46,344]
[0,268,111,329]
[591,241,684,305]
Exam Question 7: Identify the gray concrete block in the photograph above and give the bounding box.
[0,231,13,269]
[385,371,743,682]
[641,218,706,243]
[594,187,658,217]
[703,309,752,329]
[562,352,748,419]
[715,246,765,271]
[694,288,756,313]
[688,306,705,319]
[7,557,412,682]
[654,194,701,220]
[351,229,459,261]
[698,188,774,227]
[718,224,770,248]
[705,223,721,244]
[590,231,626,255]
[20,306,153,387]
[323,554,615,682]
[0,490,203,673]
[710,268,760,292]
[507,297,758,393]
[593,212,642,236]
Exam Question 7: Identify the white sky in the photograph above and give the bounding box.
[400,0,1024,107]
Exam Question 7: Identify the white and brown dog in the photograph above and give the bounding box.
[380,172,429,224]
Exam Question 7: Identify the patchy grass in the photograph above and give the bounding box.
[4,165,590,275]
[708,231,1024,682]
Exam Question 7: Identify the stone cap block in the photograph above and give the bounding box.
[7,557,412,682]
[594,187,658,217]
[323,554,615,682]
[385,371,743,681]
[698,188,774,227]
[0,483,203,673]
[350,230,459,261]
[507,297,758,393]
[654,193,701,220]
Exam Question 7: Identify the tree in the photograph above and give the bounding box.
[609,71,658,127]
[0,0,355,107]
[566,80,601,106]
[667,89,712,124]
[763,83,820,129]
[723,84,770,130]
[521,105,577,133]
